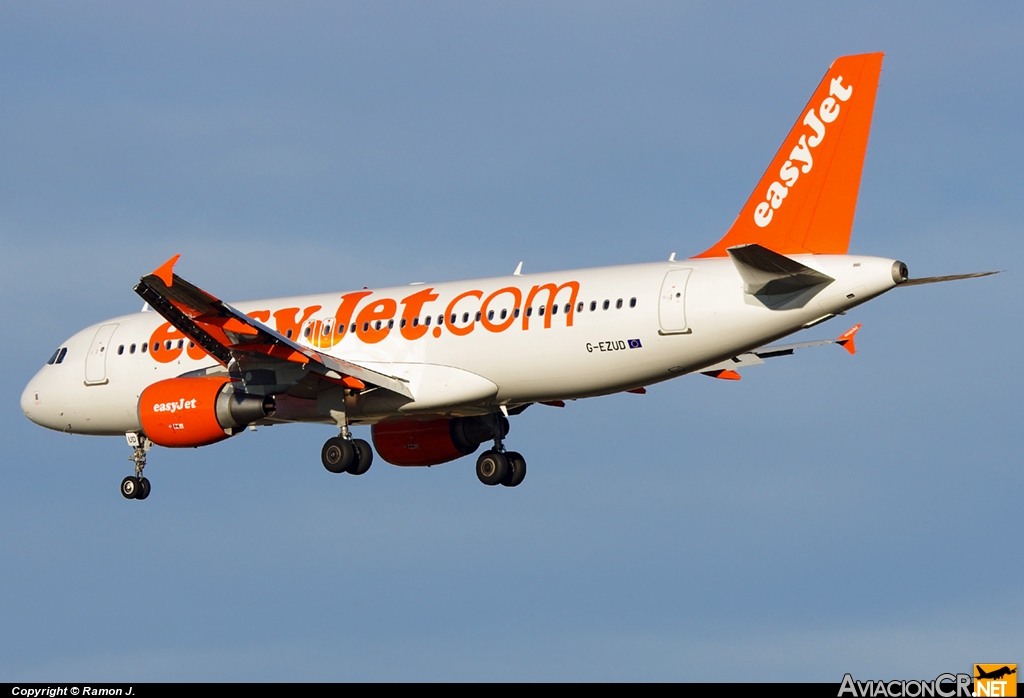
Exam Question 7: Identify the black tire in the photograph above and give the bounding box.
[503,451,527,487]
[120,476,139,499]
[136,477,151,500]
[350,439,373,475]
[322,437,355,474]
[476,450,508,486]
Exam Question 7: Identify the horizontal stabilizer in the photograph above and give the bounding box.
[901,271,1001,286]
[727,243,834,296]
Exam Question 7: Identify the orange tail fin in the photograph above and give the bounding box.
[695,53,883,258]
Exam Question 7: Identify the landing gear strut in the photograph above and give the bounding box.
[121,433,152,500]
[475,412,527,488]
[322,408,373,476]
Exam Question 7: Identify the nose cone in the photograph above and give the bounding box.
[21,368,66,431]
[21,371,43,424]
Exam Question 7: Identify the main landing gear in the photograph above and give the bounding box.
[321,436,373,475]
[121,433,152,500]
[321,408,373,476]
[475,413,526,488]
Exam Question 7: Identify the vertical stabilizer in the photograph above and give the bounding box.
[695,53,883,258]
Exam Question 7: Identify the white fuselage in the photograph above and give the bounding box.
[21,254,899,437]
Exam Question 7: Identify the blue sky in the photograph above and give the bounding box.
[1,2,1021,681]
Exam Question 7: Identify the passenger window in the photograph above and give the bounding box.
[500,309,507,320]
[400,318,407,328]
[551,305,558,315]
[117,345,124,355]
[286,329,293,338]
[437,315,444,325]
[425,316,431,326]
[603,300,610,310]
[616,299,623,309]
[56,348,67,364]
[514,308,520,318]
[526,307,533,317]
[475,312,481,322]
[47,349,60,365]
[350,324,356,334]
[324,325,332,335]
[177,339,184,348]
[388,320,394,329]
[153,342,160,352]
[487,310,494,320]
[374,321,382,330]
[564,303,571,314]
[189,341,194,348]
[577,302,584,313]
[412,317,419,327]
[362,322,369,332]
[165,340,173,350]
[630,297,636,308]
[141,343,148,353]
[590,301,597,311]
[303,327,311,338]
[462,313,469,323]
[130,344,136,354]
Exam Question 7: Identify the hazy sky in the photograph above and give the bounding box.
[2,2,1021,681]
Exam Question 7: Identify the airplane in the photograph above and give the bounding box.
[975,666,1016,681]
[20,52,997,500]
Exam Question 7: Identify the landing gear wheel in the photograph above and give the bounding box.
[476,450,509,486]
[502,451,527,487]
[350,439,373,475]
[121,476,140,499]
[136,477,151,500]
[322,437,355,474]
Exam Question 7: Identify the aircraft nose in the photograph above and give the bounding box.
[21,373,41,422]
[20,369,55,428]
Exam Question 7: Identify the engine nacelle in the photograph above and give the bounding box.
[372,415,509,467]
[139,376,275,448]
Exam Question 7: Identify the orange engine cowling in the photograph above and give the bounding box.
[372,415,508,467]
[139,376,275,448]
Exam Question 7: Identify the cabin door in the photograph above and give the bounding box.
[658,269,692,334]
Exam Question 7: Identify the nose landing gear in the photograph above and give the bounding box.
[121,433,152,500]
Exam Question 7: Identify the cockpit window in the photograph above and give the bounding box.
[47,348,60,365]
[55,348,68,364]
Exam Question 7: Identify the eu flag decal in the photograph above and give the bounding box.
[628,339,642,349]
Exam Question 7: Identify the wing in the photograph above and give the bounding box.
[134,254,413,399]
[701,324,860,380]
